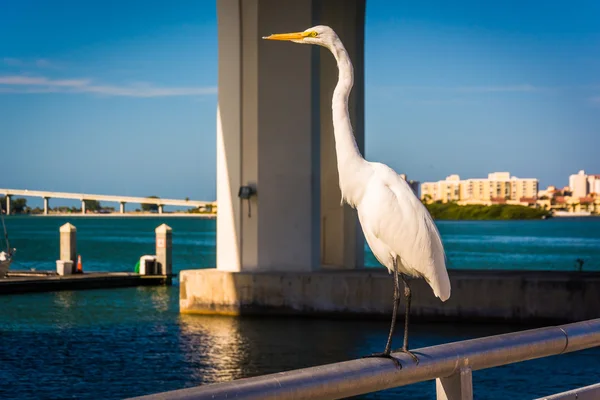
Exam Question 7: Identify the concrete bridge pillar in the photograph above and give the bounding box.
[5,195,11,215]
[81,200,86,214]
[318,0,365,269]
[181,0,366,314]
[158,205,163,214]
[216,0,365,273]
[43,197,49,215]
[120,202,126,214]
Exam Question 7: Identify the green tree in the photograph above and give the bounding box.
[0,196,27,214]
[13,198,27,213]
[141,196,160,212]
[84,199,101,212]
[424,202,551,220]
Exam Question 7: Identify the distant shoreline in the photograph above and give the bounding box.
[29,212,216,218]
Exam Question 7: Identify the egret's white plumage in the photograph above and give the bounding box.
[356,163,450,301]
[264,25,450,364]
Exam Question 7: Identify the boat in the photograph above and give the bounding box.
[553,210,592,217]
[0,251,11,278]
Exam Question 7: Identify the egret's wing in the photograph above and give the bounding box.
[362,164,450,301]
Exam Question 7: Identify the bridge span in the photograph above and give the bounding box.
[0,188,215,215]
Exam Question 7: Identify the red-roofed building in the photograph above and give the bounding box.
[519,197,537,205]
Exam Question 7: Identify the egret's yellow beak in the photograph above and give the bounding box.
[262,31,309,41]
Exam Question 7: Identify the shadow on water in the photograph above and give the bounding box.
[181,316,600,400]
[176,313,600,400]
[0,286,598,399]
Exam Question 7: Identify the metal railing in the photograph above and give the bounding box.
[130,318,600,400]
[536,382,600,400]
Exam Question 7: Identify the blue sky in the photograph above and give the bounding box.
[1,0,599,207]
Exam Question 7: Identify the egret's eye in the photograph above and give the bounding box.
[309,31,318,37]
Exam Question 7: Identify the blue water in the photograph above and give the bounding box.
[1,216,599,399]
[5,216,600,273]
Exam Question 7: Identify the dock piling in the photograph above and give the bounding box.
[5,195,11,215]
[56,260,73,276]
[155,224,172,276]
[59,223,77,274]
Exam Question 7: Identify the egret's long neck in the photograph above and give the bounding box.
[328,39,367,206]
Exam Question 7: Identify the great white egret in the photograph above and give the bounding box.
[263,25,450,367]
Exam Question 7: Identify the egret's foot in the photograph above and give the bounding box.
[362,352,402,368]
[392,347,419,365]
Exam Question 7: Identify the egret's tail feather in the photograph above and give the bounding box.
[423,213,451,302]
[430,272,451,302]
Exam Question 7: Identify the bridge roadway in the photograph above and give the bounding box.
[1,188,215,215]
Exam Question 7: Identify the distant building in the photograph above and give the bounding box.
[569,170,589,198]
[399,174,420,198]
[421,172,538,204]
[537,185,566,199]
[510,176,539,201]
[587,174,600,195]
[421,174,461,203]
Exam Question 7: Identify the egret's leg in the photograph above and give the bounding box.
[383,267,401,354]
[394,274,419,364]
[362,259,402,368]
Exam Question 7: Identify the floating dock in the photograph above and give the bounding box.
[0,271,172,295]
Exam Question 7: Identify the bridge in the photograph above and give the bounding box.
[0,188,216,215]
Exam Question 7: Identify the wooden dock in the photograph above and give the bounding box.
[0,271,172,295]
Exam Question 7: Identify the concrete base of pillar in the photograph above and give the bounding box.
[179,269,600,323]
[56,260,73,276]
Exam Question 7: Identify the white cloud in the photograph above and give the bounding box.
[370,84,545,93]
[0,74,217,98]
[3,58,24,67]
[3,57,59,69]
[400,98,470,106]
[77,84,217,97]
[0,75,89,87]
[35,59,54,68]
[454,84,541,93]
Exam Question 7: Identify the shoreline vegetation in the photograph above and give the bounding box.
[31,212,216,218]
[1,196,594,220]
[425,202,552,220]
[6,204,566,220]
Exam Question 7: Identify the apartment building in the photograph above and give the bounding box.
[421,172,538,203]
[569,170,589,198]
[588,174,600,195]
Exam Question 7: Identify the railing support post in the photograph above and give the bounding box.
[436,367,473,400]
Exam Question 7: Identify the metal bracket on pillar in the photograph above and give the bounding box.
[238,185,256,218]
[436,367,473,400]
